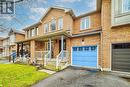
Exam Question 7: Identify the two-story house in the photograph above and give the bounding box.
[16,0,130,73]
[16,0,101,69]
[2,29,25,57]
[101,0,130,72]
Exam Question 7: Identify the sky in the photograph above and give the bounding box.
[0,0,96,37]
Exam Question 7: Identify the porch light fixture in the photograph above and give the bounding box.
[81,38,85,45]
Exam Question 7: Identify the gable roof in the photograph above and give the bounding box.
[22,1,102,31]
[40,6,75,21]
[23,22,40,31]
[1,37,9,41]
[8,29,25,35]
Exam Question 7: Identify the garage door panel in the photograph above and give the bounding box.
[113,55,130,58]
[73,56,97,61]
[73,59,97,62]
[112,58,130,62]
[72,46,97,67]
[112,43,130,72]
[112,66,130,70]
[113,52,130,55]
[73,61,97,67]
[113,49,130,52]
[113,68,130,72]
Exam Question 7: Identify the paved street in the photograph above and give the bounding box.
[32,67,130,87]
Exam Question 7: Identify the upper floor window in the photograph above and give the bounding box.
[58,17,63,30]
[31,28,35,37]
[51,19,56,31]
[122,0,130,13]
[80,16,90,30]
[27,30,30,38]
[44,23,49,33]
[36,27,38,35]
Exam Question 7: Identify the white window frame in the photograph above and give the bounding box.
[80,16,90,30]
[51,19,56,31]
[44,23,49,33]
[58,17,63,30]
[36,27,38,35]
[122,0,130,13]
[31,28,35,37]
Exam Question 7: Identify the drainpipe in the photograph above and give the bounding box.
[101,31,103,71]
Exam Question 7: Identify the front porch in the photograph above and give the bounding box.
[16,30,71,70]
[34,35,70,70]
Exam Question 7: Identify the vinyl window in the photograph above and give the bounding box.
[31,28,35,37]
[58,17,63,30]
[51,19,56,31]
[44,23,49,33]
[80,16,90,30]
[122,0,130,13]
[36,27,38,35]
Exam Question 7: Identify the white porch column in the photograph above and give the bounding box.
[61,35,64,58]
[49,38,51,58]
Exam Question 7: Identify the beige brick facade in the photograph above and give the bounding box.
[13,1,130,71]
[101,0,130,71]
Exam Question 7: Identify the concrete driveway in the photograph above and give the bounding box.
[32,66,130,87]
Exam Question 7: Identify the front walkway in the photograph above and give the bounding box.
[32,66,130,87]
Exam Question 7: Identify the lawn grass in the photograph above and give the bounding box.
[0,64,50,87]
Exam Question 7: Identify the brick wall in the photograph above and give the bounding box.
[101,0,130,70]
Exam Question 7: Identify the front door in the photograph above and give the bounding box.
[59,39,66,53]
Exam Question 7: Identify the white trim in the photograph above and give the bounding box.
[97,45,99,68]
[71,45,99,69]
[58,17,63,30]
[36,27,38,35]
[44,23,49,33]
[71,65,100,70]
[80,16,91,30]
[71,47,73,65]
[51,18,56,31]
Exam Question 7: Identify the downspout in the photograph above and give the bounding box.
[100,31,103,71]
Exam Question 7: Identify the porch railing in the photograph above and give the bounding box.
[35,51,48,64]
[56,50,69,69]
[44,51,51,66]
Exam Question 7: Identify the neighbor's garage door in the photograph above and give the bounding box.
[72,46,98,68]
[112,43,130,72]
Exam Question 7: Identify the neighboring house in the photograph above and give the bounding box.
[16,0,130,73]
[101,0,130,72]
[2,29,25,57]
[2,37,10,56]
